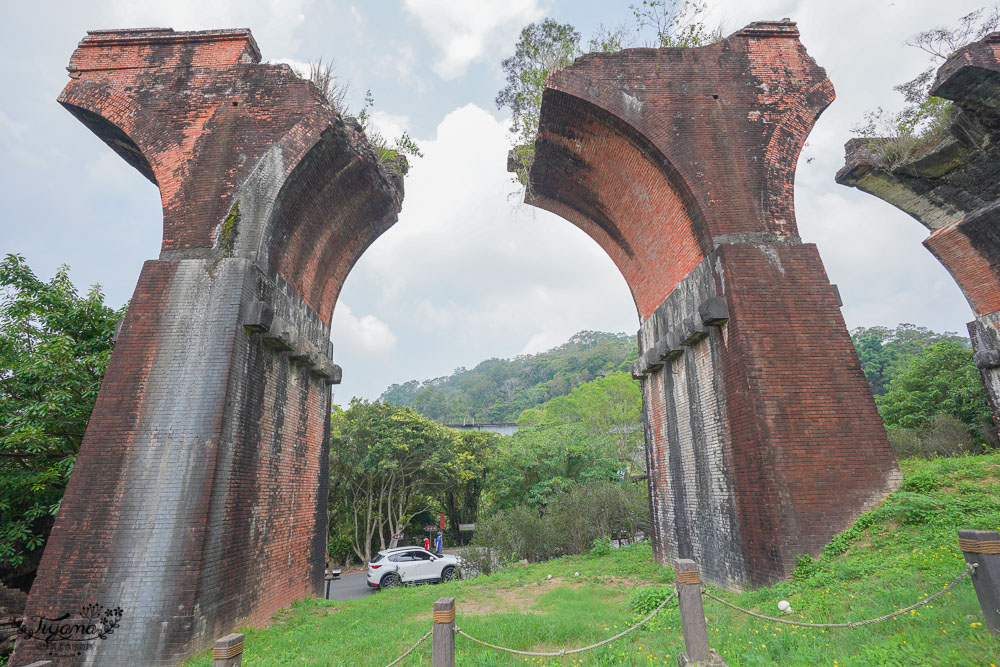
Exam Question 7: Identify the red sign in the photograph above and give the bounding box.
[439,513,446,530]
[391,533,404,541]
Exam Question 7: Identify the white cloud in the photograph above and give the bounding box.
[332,102,638,401]
[368,110,411,141]
[520,329,572,355]
[268,57,311,78]
[332,303,398,356]
[403,0,547,79]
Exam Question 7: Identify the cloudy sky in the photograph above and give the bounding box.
[0,0,987,404]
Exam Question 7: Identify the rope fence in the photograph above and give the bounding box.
[384,629,432,667]
[455,590,678,657]
[372,528,997,666]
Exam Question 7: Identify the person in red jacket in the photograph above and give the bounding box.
[424,536,430,551]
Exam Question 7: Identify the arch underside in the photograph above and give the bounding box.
[529,89,710,321]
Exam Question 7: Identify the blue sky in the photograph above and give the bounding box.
[0,0,988,403]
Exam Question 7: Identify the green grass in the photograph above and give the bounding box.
[185,454,1000,666]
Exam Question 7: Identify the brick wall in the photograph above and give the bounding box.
[525,20,900,588]
[836,31,1000,435]
[12,29,402,666]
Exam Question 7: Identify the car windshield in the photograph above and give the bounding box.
[372,553,387,564]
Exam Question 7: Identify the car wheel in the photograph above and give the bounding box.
[380,572,398,589]
[441,565,456,582]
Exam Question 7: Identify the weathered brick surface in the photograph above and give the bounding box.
[836,31,1000,435]
[12,28,402,666]
[526,20,900,588]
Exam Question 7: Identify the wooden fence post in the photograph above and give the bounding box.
[675,559,727,666]
[212,632,245,667]
[958,529,1000,636]
[432,597,456,667]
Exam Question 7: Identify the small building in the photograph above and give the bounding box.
[444,422,519,436]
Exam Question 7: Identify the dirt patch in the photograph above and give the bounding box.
[460,577,567,615]
[591,576,655,588]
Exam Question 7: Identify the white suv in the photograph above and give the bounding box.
[366,546,460,590]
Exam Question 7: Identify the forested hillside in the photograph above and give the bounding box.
[379,330,638,423]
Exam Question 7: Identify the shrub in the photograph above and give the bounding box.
[471,481,650,571]
[887,413,983,459]
[457,546,498,578]
[792,554,821,582]
[590,536,613,556]
[902,470,942,493]
[628,585,675,615]
[886,492,941,525]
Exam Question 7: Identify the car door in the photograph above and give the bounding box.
[406,550,437,581]
[388,553,416,582]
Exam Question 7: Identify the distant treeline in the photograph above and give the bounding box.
[379,330,638,423]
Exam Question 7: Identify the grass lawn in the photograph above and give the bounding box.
[185,454,1000,666]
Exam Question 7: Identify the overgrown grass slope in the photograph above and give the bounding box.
[186,455,1000,666]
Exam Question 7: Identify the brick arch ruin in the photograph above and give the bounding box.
[836,32,1000,435]
[13,28,403,666]
[522,20,900,588]
[14,22,899,666]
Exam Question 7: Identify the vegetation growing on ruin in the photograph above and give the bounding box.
[854,7,1000,170]
[498,1,722,187]
[219,201,240,258]
[303,59,422,177]
[0,255,123,589]
[186,454,1000,667]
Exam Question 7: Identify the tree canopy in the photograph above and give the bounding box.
[851,323,968,395]
[380,330,638,423]
[877,340,991,434]
[0,254,122,586]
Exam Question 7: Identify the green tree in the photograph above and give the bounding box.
[518,371,643,475]
[329,399,455,563]
[496,19,581,185]
[439,430,500,544]
[483,422,620,512]
[497,3,720,186]
[851,323,967,395]
[0,255,123,585]
[381,331,637,423]
[877,340,991,434]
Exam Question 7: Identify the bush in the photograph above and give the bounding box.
[327,531,354,567]
[456,546,498,577]
[901,470,942,493]
[887,413,982,459]
[471,481,650,571]
[885,492,941,525]
[627,585,675,615]
[792,554,821,582]
[590,536,613,556]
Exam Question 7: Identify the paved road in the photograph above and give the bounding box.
[325,572,373,601]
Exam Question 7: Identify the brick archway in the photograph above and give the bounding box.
[523,20,900,588]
